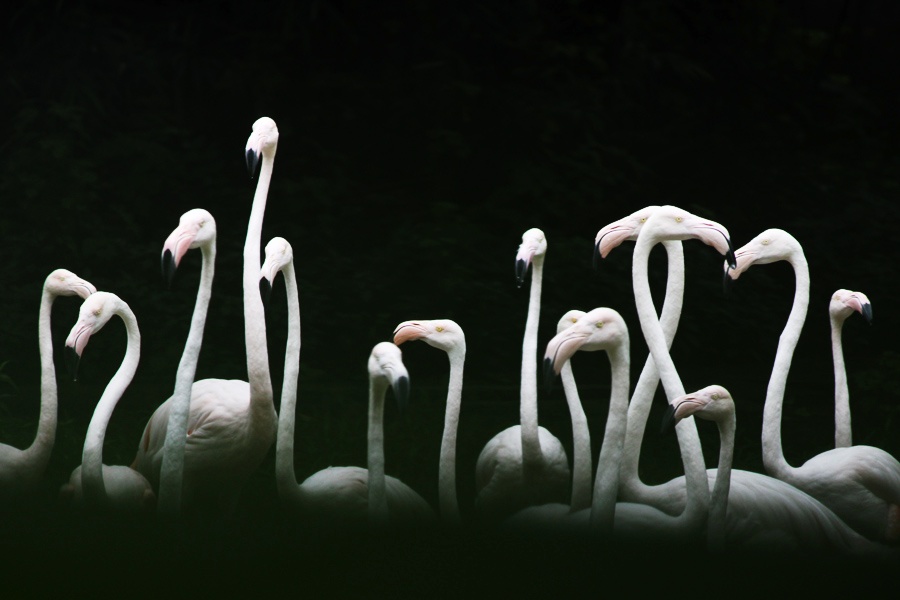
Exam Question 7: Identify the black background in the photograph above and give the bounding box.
[1,0,898,592]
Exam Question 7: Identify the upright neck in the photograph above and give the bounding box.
[589,342,630,531]
[158,241,216,515]
[632,236,708,514]
[244,156,275,431]
[520,256,543,471]
[831,315,852,448]
[560,358,591,513]
[620,240,684,502]
[367,378,389,526]
[761,255,809,480]
[23,288,59,470]
[82,306,140,508]
[276,263,303,503]
[439,348,464,524]
[708,413,735,552]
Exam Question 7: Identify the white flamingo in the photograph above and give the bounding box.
[475,228,570,520]
[830,289,872,448]
[59,291,155,512]
[0,269,95,499]
[131,117,279,516]
[534,308,714,545]
[502,309,593,528]
[264,239,433,526]
[726,229,900,543]
[392,318,467,525]
[599,208,888,555]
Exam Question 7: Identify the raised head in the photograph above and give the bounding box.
[259,236,294,307]
[393,318,466,355]
[64,291,127,381]
[593,206,660,267]
[543,307,628,392]
[161,208,216,286]
[515,228,548,288]
[368,341,411,412]
[830,289,873,325]
[245,116,279,178]
[44,269,96,299]
[661,384,735,434]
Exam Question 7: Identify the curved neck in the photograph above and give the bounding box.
[158,240,216,516]
[276,262,303,502]
[367,377,389,526]
[761,255,809,480]
[83,305,141,508]
[620,240,684,501]
[589,341,630,531]
[439,348,464,524]
[560,359,591,513]
[520,256,543,472]
[23,288,59,470]
[244,156,275,431]
[708,413,735,552]
[632,235,708,514]
[831,315,852,448]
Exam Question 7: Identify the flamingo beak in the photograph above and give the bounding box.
[861,302,873,324]
[392,375,410,413]
[660,404,677,435]
[246,147,261,179]
[592,239,602,270]
[162,249,177,288]
[515,257,531,288]
[543,356,557,395]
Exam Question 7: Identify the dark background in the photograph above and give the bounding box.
[1,0,898,589]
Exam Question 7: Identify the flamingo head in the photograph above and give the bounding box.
[724,228,802,285]
[593,206,660,268]
[643,206,736,269]
[64,291,124,381]
[661,384,735,434]
[515,228,547,288]
[393,319,465,356]
[44,269,96,300]
[543,307,628,394]
[259,237,293,308]
[161,208,216,286]
[830,289,873,325]
[368,342,410,413]
[245,116,279,178]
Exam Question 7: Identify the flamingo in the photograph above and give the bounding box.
[474,228,570,521]
[392,318,467,525]
[502,309,593,528]
[530,307,711,545]
[726,229,900,543]
[264,239,433,526]
[598,208,889,555]
[830,289,872,448]
[131,117,279,517]
[0,269,95,500]
[59,291,155,512]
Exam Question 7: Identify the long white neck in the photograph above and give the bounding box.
[831,313,852,448]
[589,342,630,532]
[22,287,60,472]
[761,254,809,479]
[244,155,275,437]
[275,261,303,504]
[632,234,709,520]
[620,240,684,503]
[560,358,591,513]
[82,305,140,508]
[367,377,389,526]
[708,412,735,552]
[157,240,216,516]
[520,255,544,474]
[439,348,464,524]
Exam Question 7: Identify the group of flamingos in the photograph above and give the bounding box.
[3,116,899,559]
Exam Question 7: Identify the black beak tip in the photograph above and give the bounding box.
[725,245,737,271]
[592,241,602,270]
[393,376,410,413]
[542,356,556,395]
[863,303,873,324]
[65,346,81,382]
[515,259,528,288]
[162,250,177,288]
[660,404,677,435]
[259,277,272,310]
[723,268,733,296]
[246,148,260,179]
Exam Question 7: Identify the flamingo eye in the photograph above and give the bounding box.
[675,216,683,223]
[435,326,444,333]
[570,317,578,323]
[595,321,604,329]
[640,217,647,223]
[762,239,770,245]
[711,393,720,400]
[93,309,102,317]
